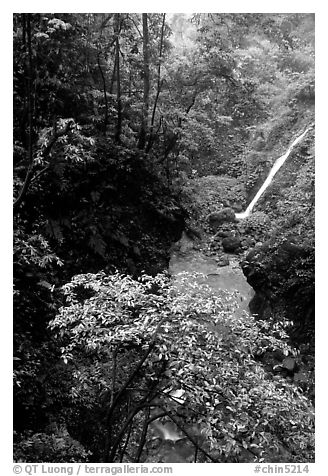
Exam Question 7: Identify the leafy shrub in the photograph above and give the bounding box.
[14,429,90,463]
[48,270,314,462]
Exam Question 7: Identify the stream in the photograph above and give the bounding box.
[147,232,254,461]
[169,231,254,314]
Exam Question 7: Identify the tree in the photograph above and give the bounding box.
[147,13,166,153]
[49,271,314,462]
[138,14,150,149]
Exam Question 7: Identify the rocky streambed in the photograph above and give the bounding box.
[169,230,254,314]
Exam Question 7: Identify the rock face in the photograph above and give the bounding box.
[241,238,314,342]
[221,235,241,253]
[207,208,236,231]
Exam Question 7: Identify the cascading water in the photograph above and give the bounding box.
[236,127,312,220]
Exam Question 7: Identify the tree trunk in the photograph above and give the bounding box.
[138,13,150,149]
[114,14,122,143]
[14,14,34,212]
[97,51,109,135]
[146,13,166,153]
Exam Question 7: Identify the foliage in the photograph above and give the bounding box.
[48,271,314,462]
[239,212,271,242]
[14,227,63,272]
[14,429,90,463]
[273,135,314,247]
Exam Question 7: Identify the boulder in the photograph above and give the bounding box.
[207,208,236,231]
[282,356,297,372]
[214,230,231,238]
[217,257,230,267]
[221,235,241,253]
[241,239,314,343]
[241,243,270,291]
[241,237,254,249]
[232,202,243,213]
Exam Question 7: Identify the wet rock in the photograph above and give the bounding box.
[132,245,141,257]
[222,235,241,253]
[293,370,310,384]
[217,257,230,267]
[272,349,285,361]
[232,202,243,213]
[241,238,314,343]
[126,258,137,275]
[241,237,253,249]
[282,356,297,372]
[207,208,236,231]
[242,247,270,291]
[249,291,272,318]
[184,225,202,240]
[273,240,305,266]
[215,230,231,238]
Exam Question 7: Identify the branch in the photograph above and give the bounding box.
[146,411,167,425]
[185,91,198,115]
[104,343,154,430]
[180,75,201,87]
[106,317,166,422]
[107,404,143,462]
[134,406,150,462]
[119,420,133,463]
[14,120,74,212]
[29,165,50,185]
[158,405,219,463]
[157,389,260,460]
[106,376,162,462]
[104,317,167,461]
[13,164,34,213]
[221,72,238,87]
[110,346,118,407]
[100,14,114,30]
[42,120,74,159]
[128,14,143,38]
[146,13,166,153]
[119,396,132,462]
[194,445,198,463]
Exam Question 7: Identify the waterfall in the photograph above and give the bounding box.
[236,127,312,220]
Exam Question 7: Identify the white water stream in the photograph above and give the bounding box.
[236,127,311,219]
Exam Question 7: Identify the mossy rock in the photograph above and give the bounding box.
[221,235,241,253]
[207,208,236,231]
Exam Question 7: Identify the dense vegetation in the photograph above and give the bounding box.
[13,13,314,463]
